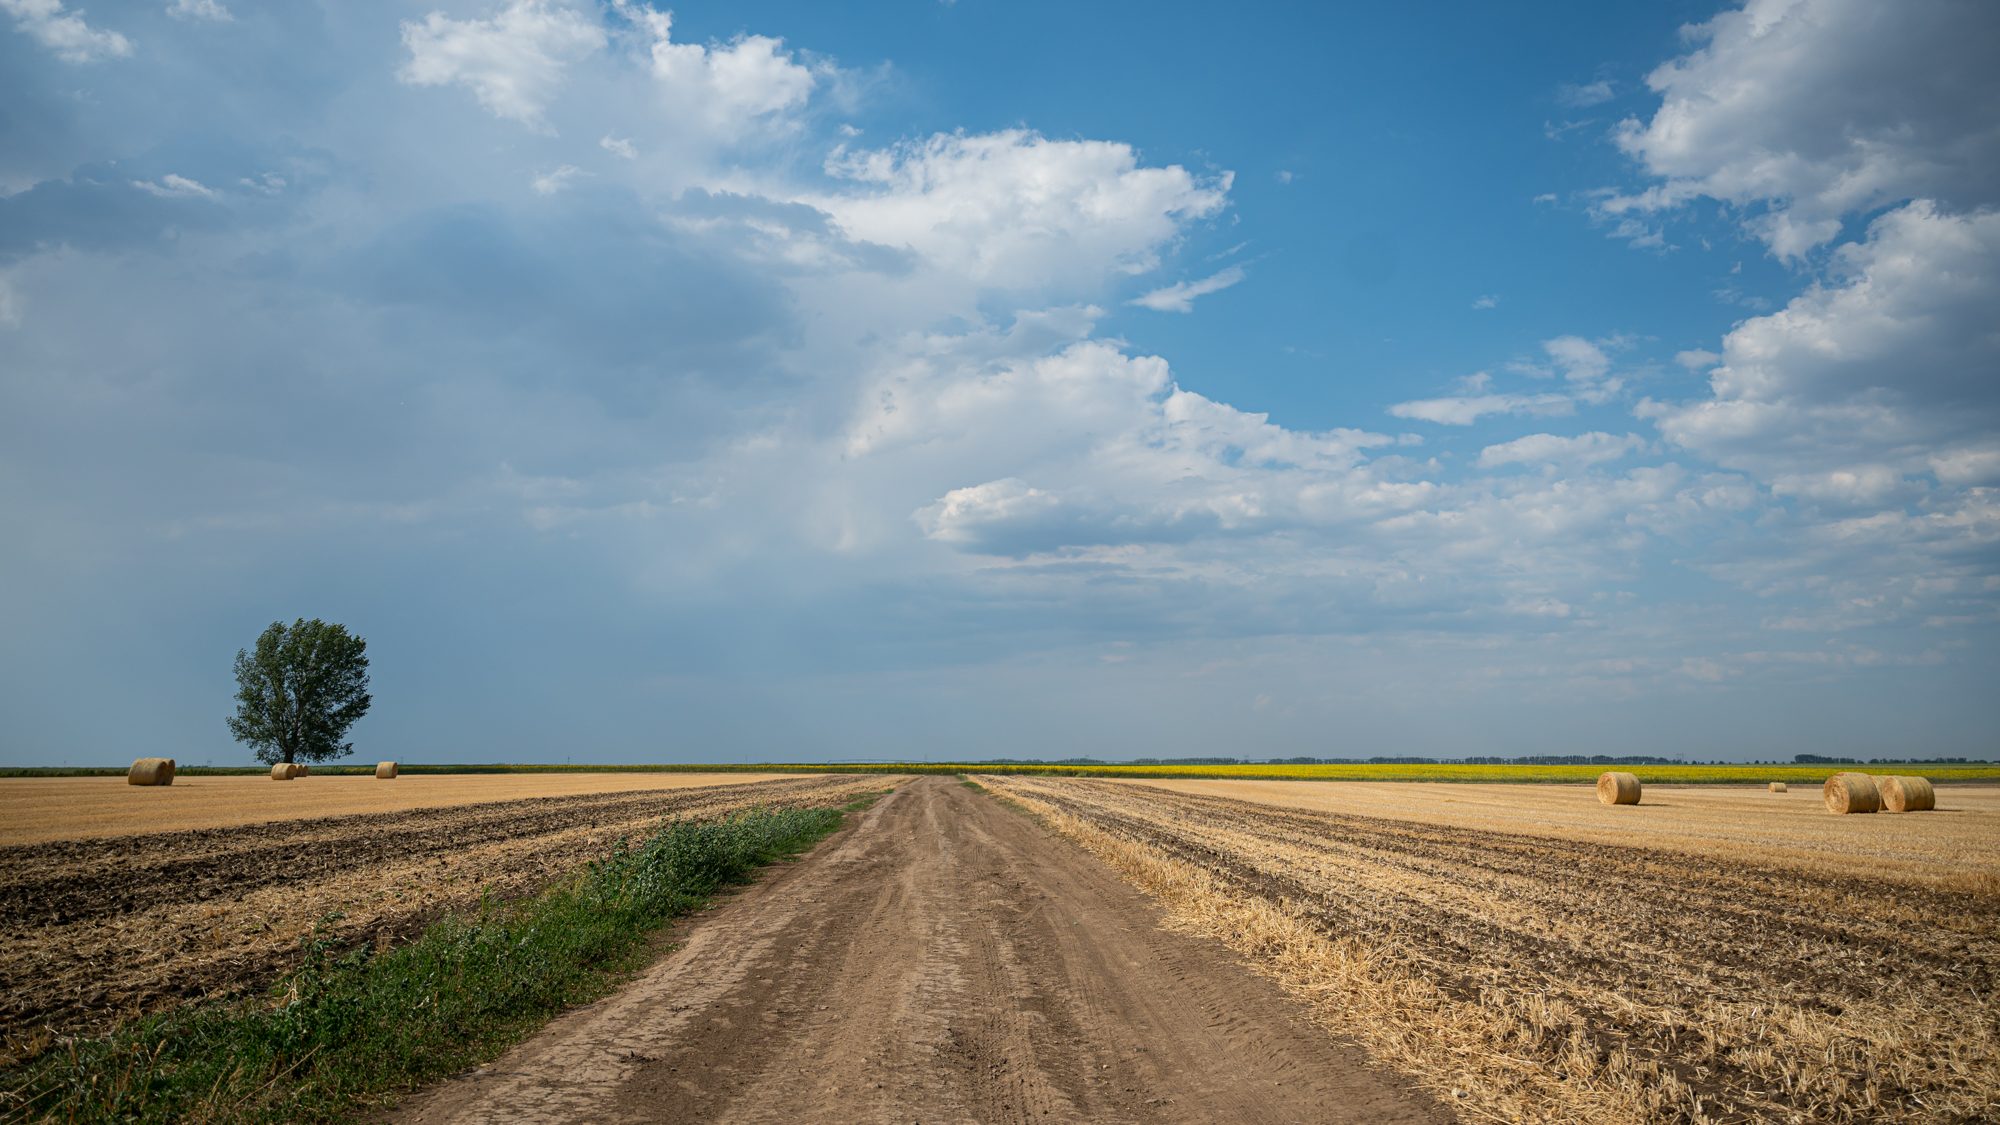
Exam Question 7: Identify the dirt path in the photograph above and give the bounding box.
[394,777,1449,1125]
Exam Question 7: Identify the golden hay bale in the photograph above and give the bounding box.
[1596,771,1641,806]
[375,761,398,780]
[297,764,309,777]
[1879,775,1936,813]
[1822,772,1879,814]
[1768,781,1788,793]
[127,757,175,786]
[271,762,299,781]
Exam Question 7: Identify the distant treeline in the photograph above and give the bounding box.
[4,753,1994,780]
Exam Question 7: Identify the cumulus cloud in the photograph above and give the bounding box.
[1645,202,2000,492]
[131,173,216,199]
[529,164,588,195]
[1,0,131,62]
[1556,79,1613,108]
[1129,265,1245,313]
[3,0,1990,762]
[166,0,229,21]
[398,0,606,131]
[1605,0,2000,257]
[1387,392,1573,426]
[616,3,818,129]
[811,130,1230,290]
[1477,432,1647,469]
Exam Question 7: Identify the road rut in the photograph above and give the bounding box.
[394,777,1449,1124]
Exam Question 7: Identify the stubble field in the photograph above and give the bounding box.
[986,776,2000,1124]
[0,773,890,1063]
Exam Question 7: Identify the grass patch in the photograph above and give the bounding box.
[1,803,857,1123]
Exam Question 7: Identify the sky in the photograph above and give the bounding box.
[2,0,1996,766]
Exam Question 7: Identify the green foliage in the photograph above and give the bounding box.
[227,619,371,765]
[1,805,850,1123]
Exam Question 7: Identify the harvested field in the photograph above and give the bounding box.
[987,775,2000,1124]
[1096,778,2000,890]
[0,774,890,1061]
[0,771,815,846]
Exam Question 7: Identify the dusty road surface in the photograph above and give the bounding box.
[396,777,1449,1125]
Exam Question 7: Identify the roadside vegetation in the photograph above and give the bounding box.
[1,798,876,1123]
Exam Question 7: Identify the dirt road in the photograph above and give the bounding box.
[396,777,1448,1125]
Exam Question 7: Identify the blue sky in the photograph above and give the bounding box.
[2,0,1996,765]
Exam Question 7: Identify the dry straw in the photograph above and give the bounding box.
[1879,775,1935,813]
[127,757,175,786]
[297,764,309,777]
[375,761,399,780]
[1768,781,1788,793]
[1822,772,1879,814]
[1596,771,1641,805]
[271,763,300,781]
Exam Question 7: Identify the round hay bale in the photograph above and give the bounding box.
[375,761,398,780]
[1768,781,1788,793]
[1596,771,1641,806]
[271,762,299,781]
[297,764,309,777]
[127,757,175,786]
[1822,772,1879,814]
[1880,775,1936,813]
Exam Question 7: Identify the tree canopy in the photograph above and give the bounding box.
[227,618,372,765]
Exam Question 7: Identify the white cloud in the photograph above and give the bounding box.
[166,0,230,22]
[1556,79,1614,108]
[617,3,817,130]
[1471,294,1498,309]
[1542,335,1610,383]
[811,130,1230,290]
[131,173,216,199]
[1,0,131,62]
[1606,0,2000,256]
[1477,432,1646,469]
[529,164,588,195]
[398,0,605,131]
[1508,335,1625,403]
[1646,201,2000,491]
[1386,393,1574,426]
[599,135,636,159]
[1674,348,1719,370]
[1129,265,1245,313]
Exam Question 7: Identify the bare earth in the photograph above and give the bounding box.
[0,772,812,845]
[0,775,886,1053]
[991,776,2000,1123]
[1102,778,2000,887]
[394,777,1450,1125]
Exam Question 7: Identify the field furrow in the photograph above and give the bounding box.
[989,776,2000,1125]
[0,775,888,1060]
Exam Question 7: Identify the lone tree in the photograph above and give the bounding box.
[228,618,372,766]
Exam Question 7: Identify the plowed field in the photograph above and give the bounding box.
[0,774,888,1061]
[0,772,814,845]
[988,776,2000,1124]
